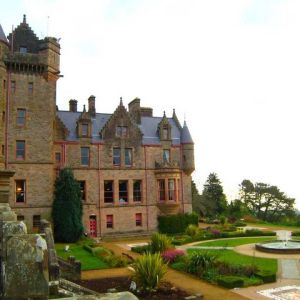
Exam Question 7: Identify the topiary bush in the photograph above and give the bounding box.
[255,270,276,283]
[217,275,244,288]
[132,253,168,292]
[158,213,198,234]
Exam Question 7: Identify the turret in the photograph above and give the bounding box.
[181,121,195,175]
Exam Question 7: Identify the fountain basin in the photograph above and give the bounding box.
[255,240,300,254]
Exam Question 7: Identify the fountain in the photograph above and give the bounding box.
[255,230,300,254]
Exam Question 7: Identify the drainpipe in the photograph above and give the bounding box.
[144,146,149,231]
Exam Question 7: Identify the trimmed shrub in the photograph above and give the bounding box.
[161,249,185,263]
[150,233,173,253]
[255,270,276,283]
[292,231,300,237]
[158,213,198,234]
[217,275,244,288]
[185,224,199,236]
[132,253,168,292]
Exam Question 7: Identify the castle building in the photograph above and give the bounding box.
[0,16,195,237]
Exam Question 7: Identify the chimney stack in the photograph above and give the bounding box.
[88,95,96,118]
[69,99,78,112]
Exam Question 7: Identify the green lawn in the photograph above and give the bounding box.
[187,248,277,273]
[55,243,109,271]
[195,237,276,247]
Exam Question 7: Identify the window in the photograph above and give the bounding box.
[11,81,16,93]
[125,148,132,166]
[16,140,25,160]
[113,148,121,166]
[158,179,166,201]
[168,179,176,201]
[16,180,25,203]
[119,180,128,204]
[136,213,142,226]
[116,126,128,137]
[104,181,114,203]
[82,124,88,136]
[163,149,170,163]
[19,46,27,53]
[3,80,6,90]
[17,215,25,221]
[1,145,4,156]
[81,147,89,166]
[55,152,61,164]
[78,181,86,201]
[133,180,142,202]
[163,126,169,139]
[33,215,41,228]
[106,215,113,228]
[28,82,33,94]
[2,111,5,122]
[17,109,26,126]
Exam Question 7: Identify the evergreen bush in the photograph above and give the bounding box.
[158,213,198,234]
[217,275,244,288]
[52,168,83,242]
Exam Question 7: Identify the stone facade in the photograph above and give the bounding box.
[0,16,195,237]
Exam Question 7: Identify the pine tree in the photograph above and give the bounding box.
[52,168,83,242]
[202,173,227,217]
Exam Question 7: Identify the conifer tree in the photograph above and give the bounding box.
[52,168,83,242]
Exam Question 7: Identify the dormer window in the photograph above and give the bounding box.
[82,124,88,137]
[19,46,27,54]
[116,126,127,137]
[163,126,169,139]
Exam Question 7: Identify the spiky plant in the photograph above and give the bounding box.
[132,253,168,292]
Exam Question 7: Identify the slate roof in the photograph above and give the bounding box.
[56,110,186,145]
[0,24,8,44]
[181,121,194,144]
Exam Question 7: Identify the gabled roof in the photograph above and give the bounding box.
[56,110,182,145]
[0,24,8,44]
[181,121,194,144]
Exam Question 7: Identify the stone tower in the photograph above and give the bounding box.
[0,24,9,168]
[181,121,195,175]
[2,15,61,226]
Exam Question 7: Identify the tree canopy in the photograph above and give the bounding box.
[202,173,227,217]
[239,179,295,222]
[52,168,83,242]
[191,180,205,216]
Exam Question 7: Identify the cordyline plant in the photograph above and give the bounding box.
[132,253,168,292]
[150,232,173,253]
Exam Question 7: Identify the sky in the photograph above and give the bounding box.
[2,0,300,208]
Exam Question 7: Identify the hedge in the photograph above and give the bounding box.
[255,270,276,283]
[158,213,198,234]
[217,275,244,288]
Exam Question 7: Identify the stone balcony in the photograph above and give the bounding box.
[155,160,181,175]
[157,201,180,215]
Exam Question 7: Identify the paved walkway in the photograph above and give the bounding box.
[279,259,300,279]
[82,240,249,300]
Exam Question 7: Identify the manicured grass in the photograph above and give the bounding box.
[195,237,276,247]
[55,243,109,271]
[247,222,300,231]
[187,248,277,273]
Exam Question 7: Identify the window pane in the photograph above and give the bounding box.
[19,46,27,53]
[119,180,128,203]
[81,147,89,165]
[16,180,25,203]
[104,180,114,203]
[17,109,26,125]
[16,140,25,160]
[133,180,142,202]
[106,215,113,228]
[116,126,128,137]
[125,148,132,166]
[163,127,168,139]
[28,82,33,94]
[168,179,176,201]
[78,181,86,201]
[11,81,16,93]
[33,215,41,228]
[158,180,165,201]
[55,152,61,163]
[136,213,142,226]
[163,149,170,163]
[113,148,120,166]
[82,124,88,136]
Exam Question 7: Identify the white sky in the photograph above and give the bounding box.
[2,0,300,208]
